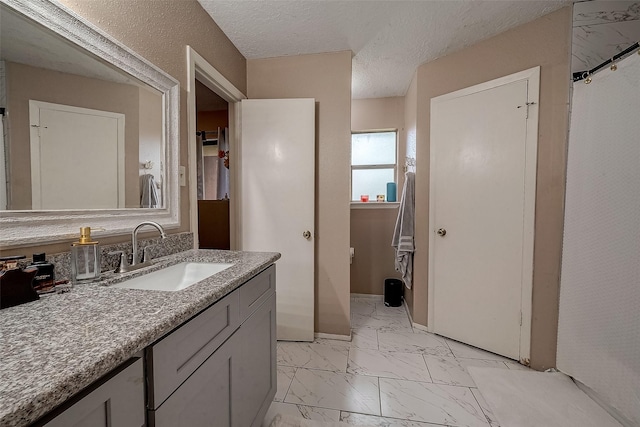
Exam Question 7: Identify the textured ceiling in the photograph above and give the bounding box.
[198,0,571,99]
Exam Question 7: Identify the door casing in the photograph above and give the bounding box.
[427,67,540,363]
[187,49,316,342]
[187,46,245,250]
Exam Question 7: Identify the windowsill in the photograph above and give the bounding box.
[350,202,400,209]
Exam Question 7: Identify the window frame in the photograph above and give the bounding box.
[350,129,398,202]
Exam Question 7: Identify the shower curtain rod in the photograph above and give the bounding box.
[573,42,639,82]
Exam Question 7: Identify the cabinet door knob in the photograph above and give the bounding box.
[302,230,312,240]
[436,228,447,237]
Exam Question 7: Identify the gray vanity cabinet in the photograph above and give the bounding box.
[147,291,241,409]
[43,358,144,427]
[151,332,241,427]
[235,292,277,427]
[235,265,277,426]
[148,265,276,427]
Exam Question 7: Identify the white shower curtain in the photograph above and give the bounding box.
[557,51,640,426]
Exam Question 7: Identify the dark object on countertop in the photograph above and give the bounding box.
[28,252,56,294]
[1,266,40,309]
[0,255,26,269]
[384,278,403,307]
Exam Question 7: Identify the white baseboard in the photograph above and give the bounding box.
[314,332,352,342]
[403,303,430,332]
[412,322,430,333]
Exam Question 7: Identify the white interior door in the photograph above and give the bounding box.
[429,69,538,361]
[29,101,125,209]
[240,98,315,342]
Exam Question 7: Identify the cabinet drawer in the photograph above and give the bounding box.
[239,265,275,322]
[148,290,239,409]
[150,332,240,427]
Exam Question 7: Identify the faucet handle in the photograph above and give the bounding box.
[142,245,157,263]
[108,251,129,273]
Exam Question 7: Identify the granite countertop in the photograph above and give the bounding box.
[0,249,280,427]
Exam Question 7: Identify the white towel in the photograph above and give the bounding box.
[140,173,159,208]
[392,172,415,289]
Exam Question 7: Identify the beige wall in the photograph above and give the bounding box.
[352,97,404,131]
[411,7,571,370]
[5,62,141,209]
[2,0,246,257]
[350,97,405,295]
[350,208,400,294]
[247,51,352,336]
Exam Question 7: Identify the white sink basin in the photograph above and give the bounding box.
[111,262,234,292]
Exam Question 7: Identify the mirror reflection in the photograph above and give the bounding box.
[0,3,164,211]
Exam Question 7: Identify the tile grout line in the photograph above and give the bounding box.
[469,387,495,427]
[422,353,435,383]
[281,300,503,426]
[278,364,348,374]
[283,301,456,425]
[280,366,297,404]
[377,375,382,418]
[294,362,440,385]
[281,377,384,419]
[443,337,458,360]
[342,410,453,427]
[277,400,355,420]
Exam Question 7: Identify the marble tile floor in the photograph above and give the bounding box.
[263,294,533,427]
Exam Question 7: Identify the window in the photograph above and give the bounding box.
[351,131,397,201]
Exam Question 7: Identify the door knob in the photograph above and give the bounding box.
[302,230,312,240]
[436,228,447,237]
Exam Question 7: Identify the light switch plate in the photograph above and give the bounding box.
[179,166,186,186]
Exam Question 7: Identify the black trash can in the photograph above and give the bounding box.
[384,278,403,307]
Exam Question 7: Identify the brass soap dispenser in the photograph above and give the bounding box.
[70,227,101,284]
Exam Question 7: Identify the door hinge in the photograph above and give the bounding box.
[517,102,536,119]
[520,311,523,326]
[30,124,48,137]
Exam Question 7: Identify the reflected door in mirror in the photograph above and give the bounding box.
[30,101,125,210]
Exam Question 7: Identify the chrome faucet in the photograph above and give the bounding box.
[109,221,167,273]
[131,221,167,266]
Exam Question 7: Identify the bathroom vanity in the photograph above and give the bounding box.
[147,265,276,427]
[0,2,279,424]
[0,250,279,427]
